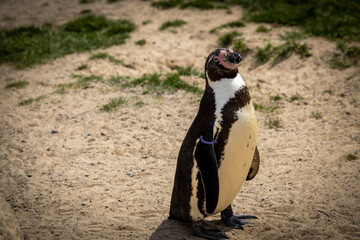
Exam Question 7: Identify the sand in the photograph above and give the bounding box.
[0,0,359,239]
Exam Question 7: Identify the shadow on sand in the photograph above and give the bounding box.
[150,218,230,240]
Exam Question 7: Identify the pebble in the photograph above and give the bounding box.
[27,174,32,177]
[129,172,133,178]
[51,129,58,134]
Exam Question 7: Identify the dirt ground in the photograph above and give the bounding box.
[0,0,359,239]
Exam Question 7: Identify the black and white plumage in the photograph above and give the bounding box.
[170,48,260,239]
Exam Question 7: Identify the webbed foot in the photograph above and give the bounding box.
[221,205,257,229]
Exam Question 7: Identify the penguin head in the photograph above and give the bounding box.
[205,48,242,82]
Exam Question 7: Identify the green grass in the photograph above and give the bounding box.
[123,72,203,95]
[255,44,273,64]
[107,75,129,86]
[265,117,282,129]
[240,0,360,42]
[310,111,323,120]
[279,31,309,41]
[135,39,146,46]
[100,97,126,111]
[232,39,251,56]
[76,64,88,70]
[80,9,92,14]
[55,74,103,93]
[142,20,152,25]
[253,102,279,113]
[89,52,134,68]
[134,100,146,107]
[323,89,333,95]
[270,94,282,101]
[255,40,311,65]
[151,0,228,10]
[345,154,358,161]
[151,0,180,9]
[174,65,205,78]
[79,0,95,4]
[288,94,304,102]
[218,31,242,47]
[159,20,187,31]
[0,15,135,69]
[256,25,268,32]
[210,20,245,33]
[19,95,46,106]
[5,81,29,89]
[328,41,360,69]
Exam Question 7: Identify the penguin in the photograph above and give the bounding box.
[169,48,260,239]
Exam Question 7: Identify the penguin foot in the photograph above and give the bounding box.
[192,221,229,240]
[221,215,256,229]
[221,205,257,229]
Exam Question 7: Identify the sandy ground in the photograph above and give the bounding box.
[0,0,359,239]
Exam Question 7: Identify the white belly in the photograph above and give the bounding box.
[213,102,257,214]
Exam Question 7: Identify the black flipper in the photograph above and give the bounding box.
[194,125,219,215]
[246,146,260,181]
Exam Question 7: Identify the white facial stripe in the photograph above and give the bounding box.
[207,73,246,130]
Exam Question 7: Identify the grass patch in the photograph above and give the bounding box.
[89,52,134,68]
[270,94,282,101]
[159,20,187,31]
[0,15,135,69]
[279,31,309,41]
[79,0,95,3]
[55,75,103,93]
[210,20,245,33]
[255,44,273,64]
[255,40,311,65]
[107,75,129,86]
[174,65,205,78]
[135,39,146,46]
[151,0,228,10]
[218,31,242,47]
[345,154,358,161]
[240,0,360,42]
[256,25,268,32]
[265,117,282,129]
[142,20,152,25]
[5,81,29,89]
[123,72,203,95]
[323,89,333,95]
[151,0,180,9]
[19,95,46,106]
[134,100,146,107]
[310,111,322,120]
[76,64,88,70]
[100,97,126,111]
[253,102,279,113]
[288,94,304,102]
[232,39,251,56]
[328,42,360,69]
[80,9,92,14]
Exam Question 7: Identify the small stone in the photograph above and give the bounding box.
[129,172,133,178]
[51,129,58,134]
[27,174,32,177]
[87,132,91,136]
[340,93,345,97]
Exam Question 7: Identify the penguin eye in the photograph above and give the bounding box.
[213,57,219,63]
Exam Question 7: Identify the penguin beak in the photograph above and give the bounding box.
[226,52,242,64]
